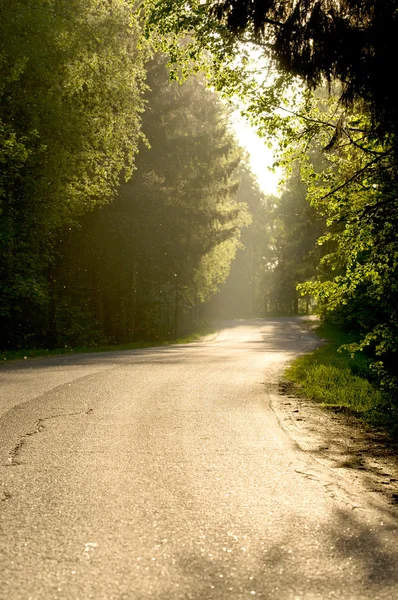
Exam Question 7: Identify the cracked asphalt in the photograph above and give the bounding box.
[0,318,397,600]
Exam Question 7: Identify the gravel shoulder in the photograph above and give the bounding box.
[270,365,398,515]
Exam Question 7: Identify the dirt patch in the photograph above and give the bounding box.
[270,387,398,512]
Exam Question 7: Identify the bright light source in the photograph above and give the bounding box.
[230,110,281,196]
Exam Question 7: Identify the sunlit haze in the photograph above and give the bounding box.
[230,110,281,196]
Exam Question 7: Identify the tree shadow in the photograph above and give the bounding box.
[148,506,398,600]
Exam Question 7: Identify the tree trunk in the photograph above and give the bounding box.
[47,261,58,349]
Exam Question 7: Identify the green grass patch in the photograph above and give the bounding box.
[0,330,216,364]
[284,322,383,414]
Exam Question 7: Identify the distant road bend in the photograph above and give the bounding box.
[0,318,397,600]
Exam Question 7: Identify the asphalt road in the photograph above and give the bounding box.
[0,318,397,600]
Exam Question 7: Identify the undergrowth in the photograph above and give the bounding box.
[0,331,214,364]
[284,321,398,436]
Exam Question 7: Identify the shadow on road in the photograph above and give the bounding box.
[151,506,398,599]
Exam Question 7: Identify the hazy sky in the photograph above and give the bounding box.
[230,111,281,196]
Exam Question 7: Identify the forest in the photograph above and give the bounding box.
[0,2,397,400]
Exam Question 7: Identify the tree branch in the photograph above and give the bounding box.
[343,128,389,156]
[319,151,394,201]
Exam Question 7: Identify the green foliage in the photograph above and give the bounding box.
[41,58,249,347]
[287,92,398,394]
[144,1,398,150]
[0,0,150,349]
[285,323,384,412]
[212,161,326,319]
[206,165,270,318]
[263,164,325,315]
[1,0,149,221]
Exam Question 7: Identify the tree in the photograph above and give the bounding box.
[262,164,325,315]
[144,0,398,152]
[0,0,149,348]
[49,57,250,346]
[207,165,272,319]
[296,100,398,391]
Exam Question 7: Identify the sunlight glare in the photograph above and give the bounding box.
[231,111,281,196]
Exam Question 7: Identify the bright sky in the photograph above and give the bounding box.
[230,111,282,197]
[226,45,284,196]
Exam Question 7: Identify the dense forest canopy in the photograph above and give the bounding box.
[218,0,397,141]
[55,58,250,346]
[0,22,252,349]
[0,0,149,345]
[145,1,398,144]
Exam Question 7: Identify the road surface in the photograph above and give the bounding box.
[0,318,397,600]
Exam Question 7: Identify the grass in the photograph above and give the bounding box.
[284,321,384,415]
[0,330,215,364]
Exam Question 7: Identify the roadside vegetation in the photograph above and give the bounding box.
[283,322,398,437]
